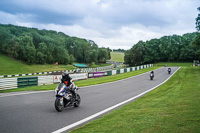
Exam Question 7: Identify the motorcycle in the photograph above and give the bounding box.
[168,68,171,74]
[54,83,81,112]
[150,73,154,80]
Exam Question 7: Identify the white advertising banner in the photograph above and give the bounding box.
[70,73,88,80]
[120,69,124,73]
[53,73,88,83]
[112,70,116,75]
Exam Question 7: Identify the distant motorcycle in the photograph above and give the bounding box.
[150,71,154,80]
[54,83,81,112]
[168,68,171,74]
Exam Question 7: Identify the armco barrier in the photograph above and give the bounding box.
[0,64,114,78]
[124,68,127,73]
[38,76,54,86]
[17,77,38,88]
[107,71,112,76]
[112,70,117,75]
[0,64,153,90]
[0,78,18,90]
[117,69,120,74]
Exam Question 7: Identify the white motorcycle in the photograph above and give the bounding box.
[54,83,81,112]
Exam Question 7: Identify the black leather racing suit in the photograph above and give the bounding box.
[61,76,77,99]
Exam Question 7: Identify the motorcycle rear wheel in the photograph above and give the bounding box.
[74,94,81,107]
[55,98,63,112]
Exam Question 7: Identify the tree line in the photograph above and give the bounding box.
[124,32,200,66]
[0,24,111,64]
[112,48,126,52]
[125,7,200,66]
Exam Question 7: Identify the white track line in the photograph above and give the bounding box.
[52,67,180,133]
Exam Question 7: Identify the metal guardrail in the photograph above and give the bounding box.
[0,78,17,90]
[17,77,38,88]
[0,65,114,78]
[0,64,153,90]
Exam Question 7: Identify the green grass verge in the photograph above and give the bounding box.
[0,66,160,93]
[154,62,193,67]
[69,66,200,133]
[110,52,124,62]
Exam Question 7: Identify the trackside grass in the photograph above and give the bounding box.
[0,66,160,93]
[110,52,124,62]
[69,66,200,133]
[0,54,76,75]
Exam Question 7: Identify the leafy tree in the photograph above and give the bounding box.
[17,35,36,64]
[24,45,36,64]
[69,54,76,64]
[196,7,200,31]
[36,52,44,64]
[36,42,48,63]
[89,49,98,63]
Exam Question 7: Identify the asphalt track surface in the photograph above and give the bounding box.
[0,67,179,133]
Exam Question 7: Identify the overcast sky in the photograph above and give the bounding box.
[0,0,199,50]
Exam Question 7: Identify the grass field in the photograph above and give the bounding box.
[69,65,200,133]
[154,62,193,67]
[0,54,77,75]
[110,52,124,62]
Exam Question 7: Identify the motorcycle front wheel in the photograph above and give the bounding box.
[55,98,63,112]
[74,94,81,107]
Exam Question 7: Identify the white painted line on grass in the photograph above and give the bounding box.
[52,67,180,133]
[0,90,54,98]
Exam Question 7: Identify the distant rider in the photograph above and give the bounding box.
[61,72,77,100]
[150,71,154,74]
[168,68,171,74]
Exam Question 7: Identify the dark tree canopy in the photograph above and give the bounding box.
[125,32,200,66]
[0,24,111,64]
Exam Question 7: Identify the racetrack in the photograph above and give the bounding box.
[0,67,179,133]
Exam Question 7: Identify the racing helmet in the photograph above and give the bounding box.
[62,72,69,79]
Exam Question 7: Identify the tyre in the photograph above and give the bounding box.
[74,94,81,107]
[55,98,63,112]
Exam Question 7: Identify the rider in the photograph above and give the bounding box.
[61,72,77,100]
[150,71,154,77]
[150,71,154,74]
[168,68,171,73]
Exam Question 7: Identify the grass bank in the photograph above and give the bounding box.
[0,66,160,93]
[0,54,111,75]
[70,66,200,133]
[0,54,76,75]
[154,62,192,67]
[110,52,124,62]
